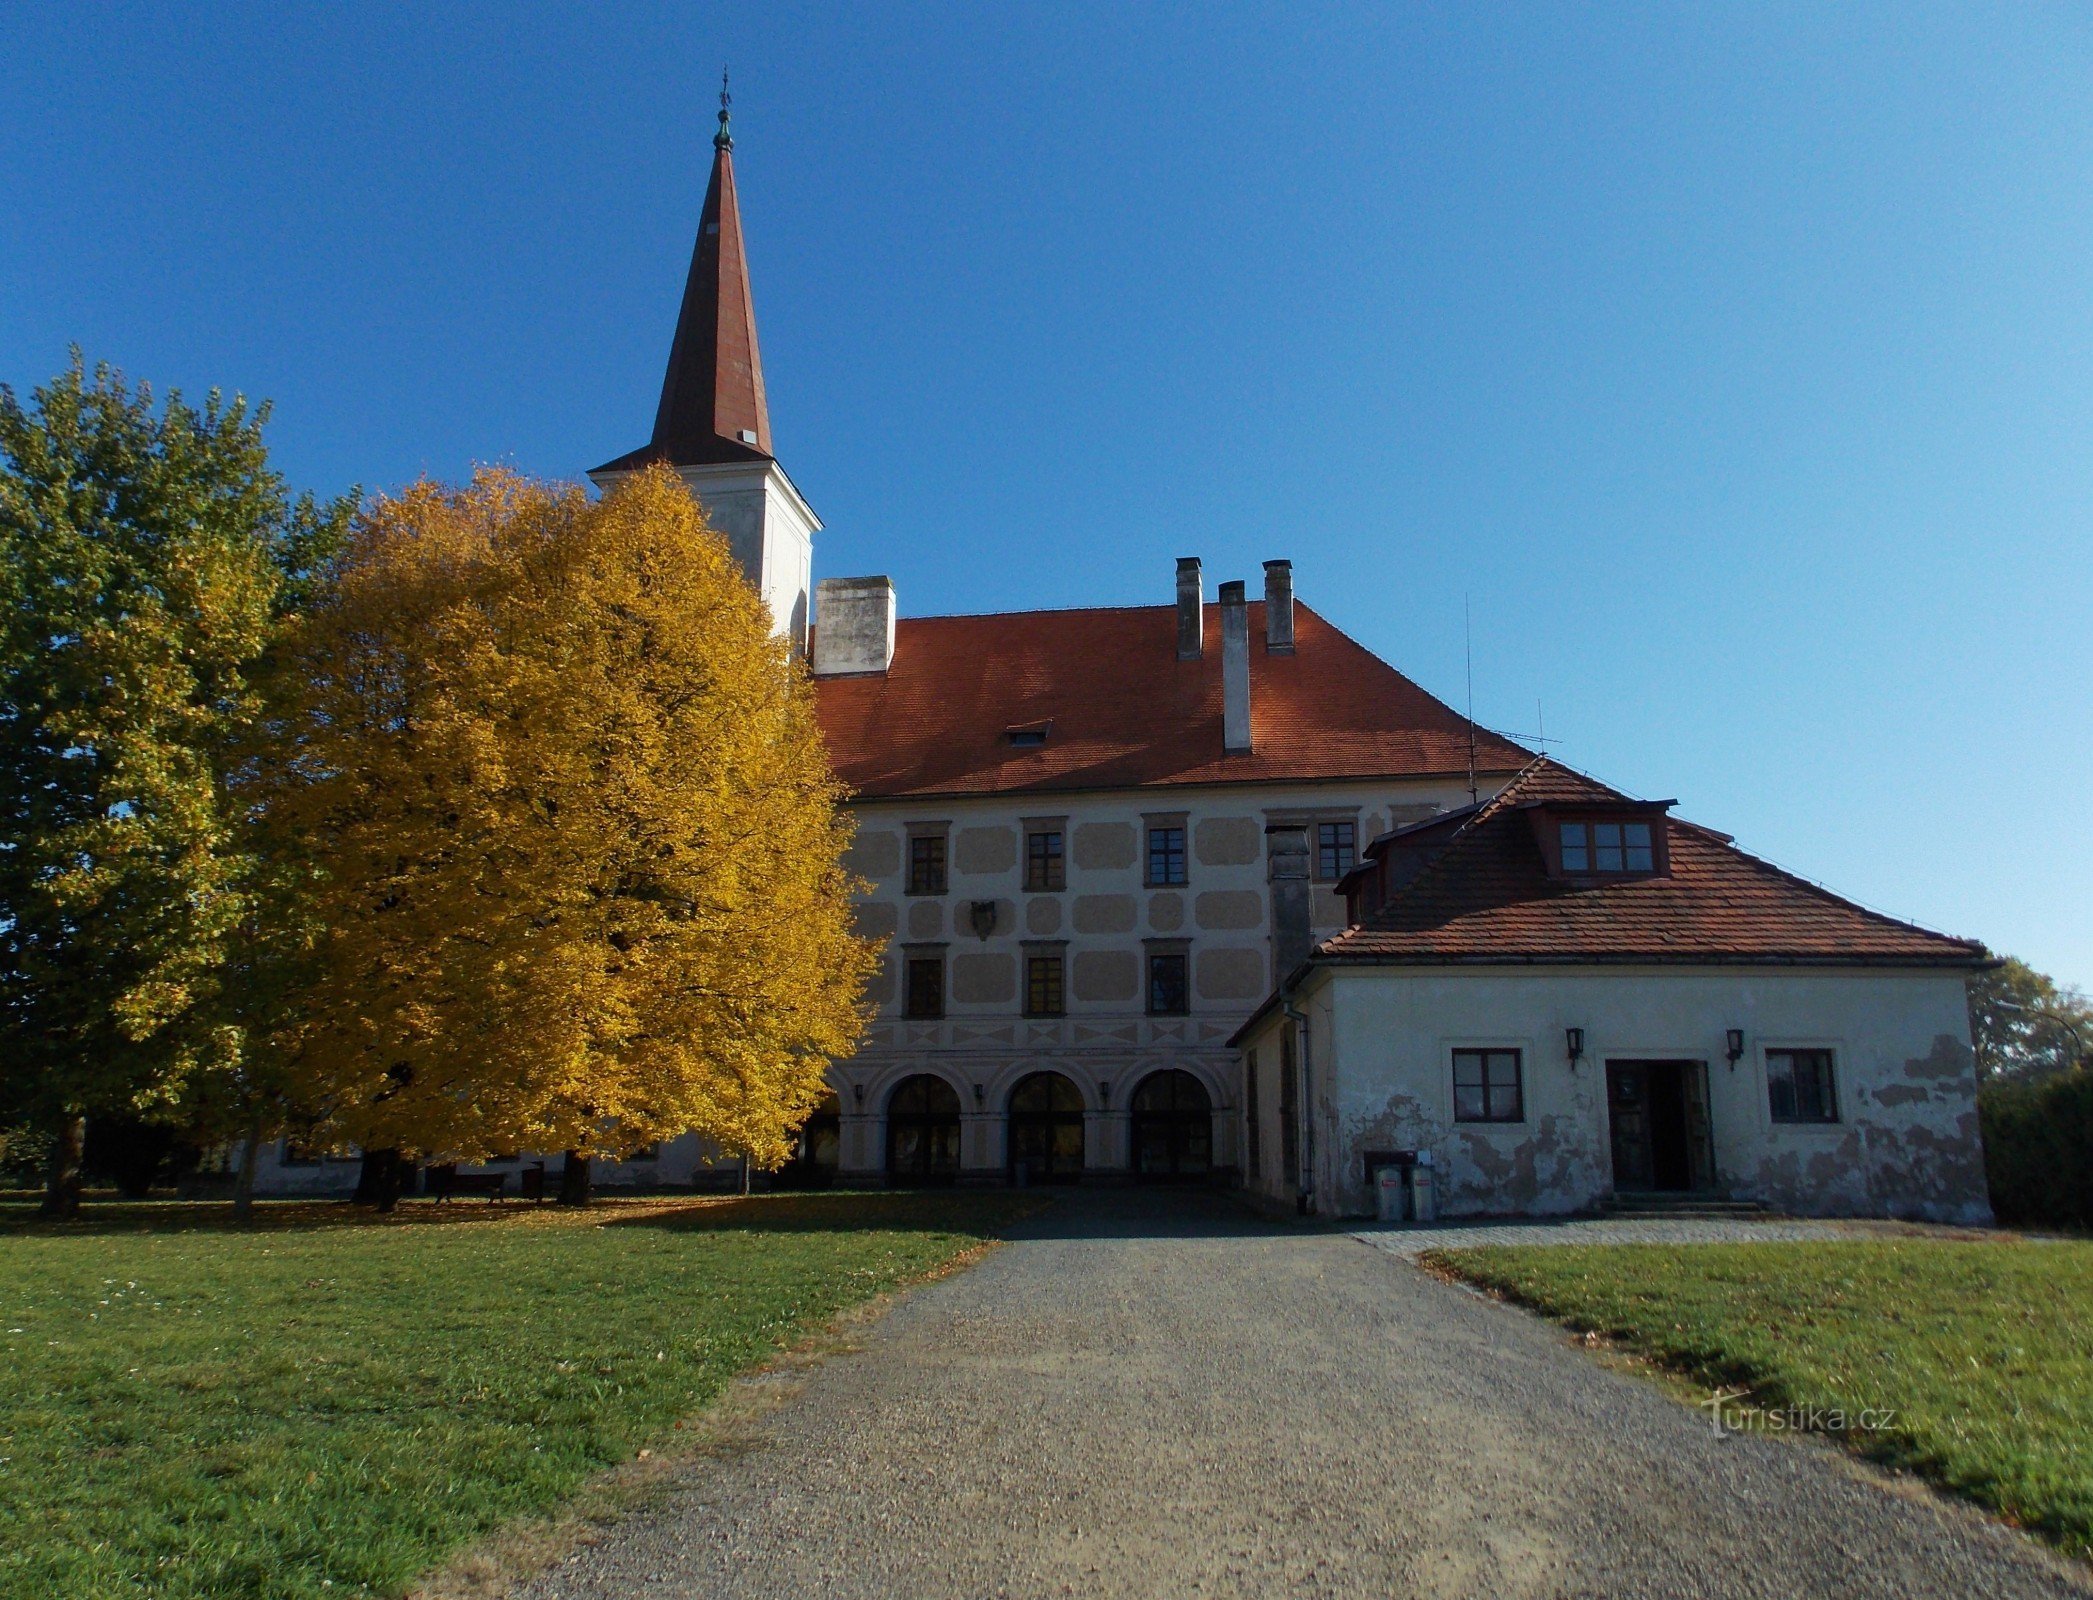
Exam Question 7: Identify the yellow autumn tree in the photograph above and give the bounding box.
[257,465,874,1184]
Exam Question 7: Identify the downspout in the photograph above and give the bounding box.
[1282,990,1315,1216]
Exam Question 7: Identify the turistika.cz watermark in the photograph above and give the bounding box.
[1700,1387,1895,1438]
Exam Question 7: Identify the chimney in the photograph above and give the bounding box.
[1221,580,1251,753]
[1176,557,1203,660]
[1266,822,1313,975]
[1263,559,1295,654]
[811,576,896,677]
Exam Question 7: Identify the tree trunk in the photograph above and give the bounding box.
[231,1110,263,1224]
[739,1154,752,1197]
[558,1150,592,1207]
[41,1114,86,1219]
[354,1148,411,1213]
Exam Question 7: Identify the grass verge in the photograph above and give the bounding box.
[1429,1238,2093,1560]
[0,1191,1030,1600]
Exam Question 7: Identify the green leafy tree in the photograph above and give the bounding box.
[1969,954,2092,1082]
[0,356,349,1215]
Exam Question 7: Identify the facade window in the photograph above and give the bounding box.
[907,834,947,895]
[1024,952,1065,1017]
[1146,824,1187,887]
[1767,1049,1838,1124]
[1147,949,1189,1015]
[1453,1048,1523,1123]
[904,956,945,1020]
[1025,829,1065,892]
[1316,820,1356,881]
[1560,820,1654,874]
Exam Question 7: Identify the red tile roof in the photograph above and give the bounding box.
[1316,759,1987,968]
[811,601,1529,800]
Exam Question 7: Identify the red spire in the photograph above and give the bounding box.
[597,77,772,472]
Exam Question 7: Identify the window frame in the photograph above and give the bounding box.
[1023,947,1066,1018]
[1144,820,1188,888]
[1023,824,1066,892]
[905,832,949,896]
[1145,945,1191,1016]
[1451,1047,1525,1124]
[1765,1046,1840,1125]
[1314,818,1358,882]
[903,949,946,1020]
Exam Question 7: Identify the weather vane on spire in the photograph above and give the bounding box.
[714,68,733,152]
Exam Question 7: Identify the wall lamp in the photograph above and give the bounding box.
[1565,1028,1585,1069]
[1726,1029,1746,1069]
[973,1081,986,1109]
[852,1081,865,1109]
[1098,1080,1112,1107]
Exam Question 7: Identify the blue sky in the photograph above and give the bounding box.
[5,3,2090,987]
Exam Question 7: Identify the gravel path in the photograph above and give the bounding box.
[516,1191,2084,1600]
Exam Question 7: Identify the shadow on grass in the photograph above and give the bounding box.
[0,1181,1310,1242]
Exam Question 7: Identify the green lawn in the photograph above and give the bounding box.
[1430,1239,2093,1559]
[0,1192,1027,1600]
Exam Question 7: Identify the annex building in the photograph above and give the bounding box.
[249,100,1993,1221]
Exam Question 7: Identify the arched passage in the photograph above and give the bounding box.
[1130,1070,1213,1181]
[780,1092,840,1189]
[886,1075,962,1187]
[1007,1072,1085,1186]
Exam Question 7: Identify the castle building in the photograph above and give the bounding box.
[248,100,1993,1220]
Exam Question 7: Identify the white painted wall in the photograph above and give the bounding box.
[1241,963,1988,1224]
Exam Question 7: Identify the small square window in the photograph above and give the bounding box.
[907,835,947,895]
[1025,953,1065,1017]
[1025,829,1065,892]
[1623,822,1654,872]
[1147,825,1187,887]
[1767,1048,1838,1123]
[904,957,945,1019]
[1316,820,1356,881]
[1147,950,1189,1015]
[1561,818,1657,875]
[1453,1049,1523,1122]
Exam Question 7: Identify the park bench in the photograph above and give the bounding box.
[425,1165,508,1204]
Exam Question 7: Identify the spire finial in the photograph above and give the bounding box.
[714,68,733,152]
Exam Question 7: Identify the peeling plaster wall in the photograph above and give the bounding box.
[1254,965,1988,1224]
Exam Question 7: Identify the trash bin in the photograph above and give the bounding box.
[1375,1164,1406,1223]
[1409,1156,1437,1224]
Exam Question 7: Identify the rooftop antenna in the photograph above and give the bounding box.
[1465,593,1478,805]
[714,67,733,151]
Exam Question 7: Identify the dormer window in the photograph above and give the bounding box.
[1004,720,1051,748]
[1560,820,1654,875]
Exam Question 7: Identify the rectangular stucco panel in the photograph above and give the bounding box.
[955,825,1017,874]
[1196,946,1266,1000]
[1073,950,1138,1002]
[845,830,902,878]
[907,900,944,940]
[1195,890,1263,931]
[1073,821,1136,871]
[1194,817,1260,866]
[1073,894,1137,934]
[853,901,898,940]
[951,953,1016,1004]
